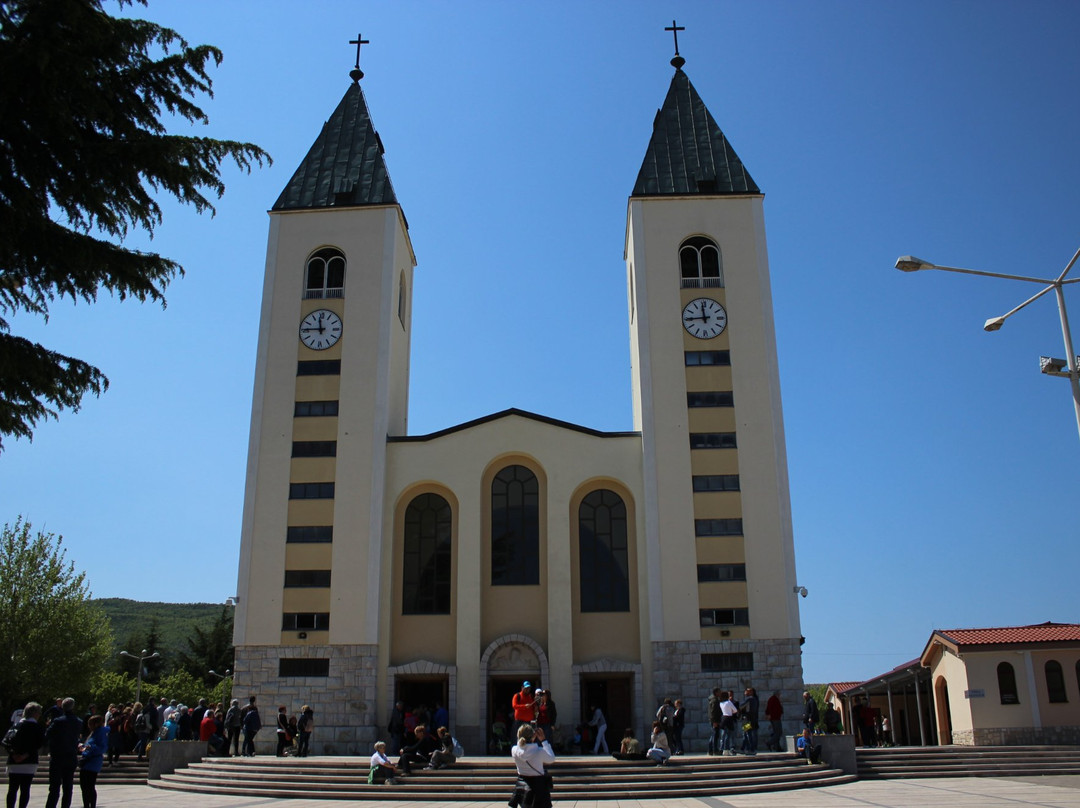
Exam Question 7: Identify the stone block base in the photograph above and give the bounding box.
[652,638,805,753]
[955,725,1080,745]
[233,643,379,756]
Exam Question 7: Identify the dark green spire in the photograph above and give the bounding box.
[273,80,398,211]
[632,68,759,197]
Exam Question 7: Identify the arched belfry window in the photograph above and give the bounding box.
[398,272,407,327]
[491,465,539,586]
[680,236,723,288]
[305,248,346,299]
[402,493,452,614]
[578,489,629,612]
[997,662,1019,704]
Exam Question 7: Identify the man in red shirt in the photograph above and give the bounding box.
[765,691,784,751]
[512,681,536,739]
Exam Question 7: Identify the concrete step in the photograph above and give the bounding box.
[152,753,855,800]
[856,745,1080,779]
[0,758,149,786]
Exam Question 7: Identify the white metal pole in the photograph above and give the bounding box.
[1052,284,1080,443]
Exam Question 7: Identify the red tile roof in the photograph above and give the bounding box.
[937,622,1080,646]
[828,682,863,695]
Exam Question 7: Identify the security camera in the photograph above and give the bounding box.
[792,585,808,598]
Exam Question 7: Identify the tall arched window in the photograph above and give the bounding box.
[578,489,629,612]
[491,465,539,586]
[997,662,1019,704]
[1046,660,1068,703]
[397,272,407,327]
[680,236,723,288]
[305,248,346,299]
[403,493,452,614]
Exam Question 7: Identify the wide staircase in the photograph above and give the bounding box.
[154,753,855,800]
[0,758,149,786]
[857,745,1080,779]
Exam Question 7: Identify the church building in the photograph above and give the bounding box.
[233,41,805,755]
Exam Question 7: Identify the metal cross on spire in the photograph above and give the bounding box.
[349,33,370,82]
[665,20,686,69]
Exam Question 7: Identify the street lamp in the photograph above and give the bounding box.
[894,249,1080,442]
[120,649,161,704]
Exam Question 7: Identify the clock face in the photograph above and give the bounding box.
[682,298,727,339]
[299,309,343,350]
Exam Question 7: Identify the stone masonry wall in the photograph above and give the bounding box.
[652,638,805,752]
[957,725,1080,746]
[233,644,379,756]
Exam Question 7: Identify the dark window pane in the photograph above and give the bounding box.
[491,465,540,586]
[294,400,339,417]
[279,658,329,677]
[695,519,743,537]
[997,662,1019,705]
[699,608,750,627]
[306,259,325,291]
[700,245,721,278]
[403,493,452,614]
[685,351,731,366]
[289,482,335,500]
[1047,660,1068,703]
[579,489,630,612]
[286,525,333,543]
[292,441,337,457]
[306,248,346,296]
[692,475,740,492]
[282,612,330,631]
[687,391,734,408]
[283,570,331,587]
[326,256,346,288]
[701,653,753,672]
[680,247,699,279]
[297,360,341,376]
[689,433,737,449]
[697,564,747,582]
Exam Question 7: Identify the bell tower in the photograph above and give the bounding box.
[233,51,415,751]
[626,51,803,700]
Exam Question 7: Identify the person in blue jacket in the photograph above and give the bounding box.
[79,715,108,808]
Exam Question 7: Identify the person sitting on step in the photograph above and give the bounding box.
[397,724,437,775]
[369,741,399,784]
[612,728,647,761]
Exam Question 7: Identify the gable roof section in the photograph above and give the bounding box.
[921,622,1080,665]
[388,407,640,443]
[273,81,398,211]
[632,68,759,197]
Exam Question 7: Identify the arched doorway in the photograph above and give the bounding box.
[934,676,953,745]
[480,635,549,753]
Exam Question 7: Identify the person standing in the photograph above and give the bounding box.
[764,691,784,752]
[587,704,608,755]
[43,698,82,808]
[241,703,261,756]
[6,702,45,808]
[535,690,557,742]
[671,699,686,755]
[511,682,536,740]
[224,699,242,757]
[275,706,291,757]
[719,691,738,755]
[511,725,554,808]
[387,701,406,756]
[78,715,108,808]
[297,706,314,757]
[707,687,723,755]
[740,687,759,754]
[801,691,819,732]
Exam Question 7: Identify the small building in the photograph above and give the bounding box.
[922,622,1080,746]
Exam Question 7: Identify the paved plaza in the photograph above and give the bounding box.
[12,776,1080,808]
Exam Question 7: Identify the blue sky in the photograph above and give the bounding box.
[3,0,1079,686]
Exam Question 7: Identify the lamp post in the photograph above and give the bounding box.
[895,249,1080,442]
[209,668,233,701]
[120,649,161,704]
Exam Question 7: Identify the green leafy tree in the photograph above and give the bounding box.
[0,0,269,449]
[177,605,234,685]
[89,671,137,709]
[0,517,113,714]
[146,669,205,708]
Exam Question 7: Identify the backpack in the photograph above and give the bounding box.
[134,713,148,733]
[1,723,19,751]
